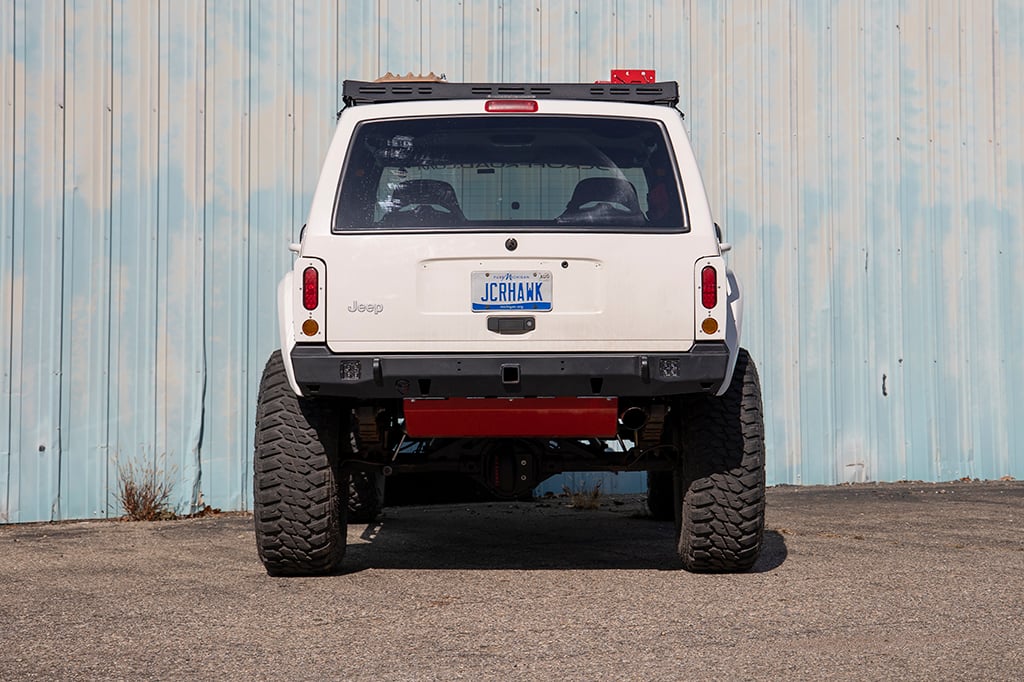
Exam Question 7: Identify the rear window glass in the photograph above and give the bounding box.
[333,115,686,231]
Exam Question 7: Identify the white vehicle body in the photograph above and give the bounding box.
[279,94,741,399]
[254,78,767,577]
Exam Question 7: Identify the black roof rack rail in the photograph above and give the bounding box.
[341,80,679,107]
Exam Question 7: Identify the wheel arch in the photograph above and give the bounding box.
[277,271,303,397]
[715,268,744,397]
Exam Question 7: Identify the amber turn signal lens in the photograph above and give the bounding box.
[301,319,319,336]
[701,317,719,334]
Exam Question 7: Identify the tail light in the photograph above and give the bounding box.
[302,267,319,310]
[485,99,539,113]
[701,266,717,309]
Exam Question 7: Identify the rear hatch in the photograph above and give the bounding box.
[318,107,714,353]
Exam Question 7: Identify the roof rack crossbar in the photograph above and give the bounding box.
[341,80,679,106]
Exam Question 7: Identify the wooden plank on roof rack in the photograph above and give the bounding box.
[374,72,446,83]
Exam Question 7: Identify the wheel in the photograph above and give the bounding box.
[253,350,348,576]
[645,470,675,521]
[348,470,385,524]
[671,348,765,572]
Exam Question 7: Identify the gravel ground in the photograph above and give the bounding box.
[1,480,1022,680]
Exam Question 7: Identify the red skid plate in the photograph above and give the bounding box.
[402,397,619,438]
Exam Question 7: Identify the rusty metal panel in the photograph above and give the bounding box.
[1,0,1022,522]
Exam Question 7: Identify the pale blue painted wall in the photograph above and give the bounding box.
[1,0,1022,522]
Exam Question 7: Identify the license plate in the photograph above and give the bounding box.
[471,270,552,312]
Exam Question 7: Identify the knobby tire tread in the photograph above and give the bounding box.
[674,348,766,572]
[253,351,347,576]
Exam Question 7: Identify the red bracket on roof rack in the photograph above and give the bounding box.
[596,69,656,84]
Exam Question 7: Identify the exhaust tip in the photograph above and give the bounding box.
[619,406,649,431]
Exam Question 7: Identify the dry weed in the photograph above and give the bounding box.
[115,459,177,521]
[563,480,603,510]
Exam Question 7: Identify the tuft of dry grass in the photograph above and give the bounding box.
[563,480,603,510]
[115,460,177,521]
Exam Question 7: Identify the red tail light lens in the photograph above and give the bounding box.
[302,267,319,310]
[701,266,717,309]
[485,99,539,113]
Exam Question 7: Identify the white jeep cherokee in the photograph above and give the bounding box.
[253,77,765,575]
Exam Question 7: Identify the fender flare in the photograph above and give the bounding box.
[277,271,304,397]
[715,269,744,397]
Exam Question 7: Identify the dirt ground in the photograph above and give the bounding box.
[1,480,1022,680]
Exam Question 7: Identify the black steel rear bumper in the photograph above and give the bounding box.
[290,343,730,399]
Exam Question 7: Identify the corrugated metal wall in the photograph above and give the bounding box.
[1,0,1021,522]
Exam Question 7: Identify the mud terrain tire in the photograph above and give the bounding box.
[253,351,347,576]
[673,348,765,572]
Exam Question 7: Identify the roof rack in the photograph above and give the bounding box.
[341,80,679,107]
